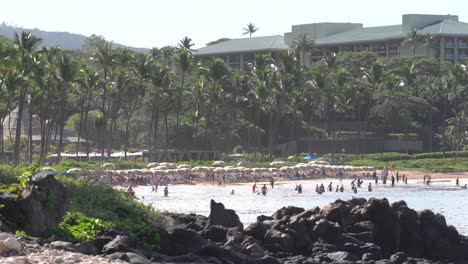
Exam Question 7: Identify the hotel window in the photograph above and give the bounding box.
[445,49,454,59]
[445,38,454,48]
[458,50,468,60]
[457,39,468,48]
[388,41,399,51]
[371,43,386,52]
[341,46,354,52]
[229,55,240,63]
[356,44,370,51]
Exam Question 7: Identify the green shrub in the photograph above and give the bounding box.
[57,177,162,249]
[47,212,112,242]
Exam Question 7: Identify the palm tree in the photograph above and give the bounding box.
[422,34,438,57]
[178,37,195,52]
[76,67,99,157]
[243,23,259,38]
[199,58,230,145]
[55,52,77,161]
[291,34,317,66]
[90,37,114,157]
[12,31,42,165]
[403,29,423,56]
[174,49,193,127]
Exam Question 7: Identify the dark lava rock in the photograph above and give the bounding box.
[102,235,133,254]
[389,252,408,264]
[74,241,99,255]
[201,225,228,242]
[272,206,305,220]
[244,221,269,241]
[313,219,342,244]
[169,228,206,255]
[1,173,68,236]
[206,199,243,230]
[327,251,358,261]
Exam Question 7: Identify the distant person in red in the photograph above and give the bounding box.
[391,163,395,173]
[252,183,257,193]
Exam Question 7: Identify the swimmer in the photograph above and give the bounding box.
[353,187,357,194]
[297,184,303,194]
[340,185,344,192]
[261,184,268,196]
[328,182,333,192]
[462,184,467,189]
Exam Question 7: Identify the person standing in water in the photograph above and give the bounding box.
[297,184,303,194]
[270,177,275,189]
[163,186,169,197]
[231,190,235,195]
[261,184,268,196]
[252,183,257,193]
[456,178,460,186]
[368,182,373,192]
[391,175,395,186]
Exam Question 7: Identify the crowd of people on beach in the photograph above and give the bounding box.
[115,162,467,198]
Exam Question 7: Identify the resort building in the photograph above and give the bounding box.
[194,14,468,68]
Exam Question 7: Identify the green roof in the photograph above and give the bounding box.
[315,25,404,45]
[419,20,468,35]
[195,35,288,56]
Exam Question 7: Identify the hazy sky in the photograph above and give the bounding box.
[2,0,466,49]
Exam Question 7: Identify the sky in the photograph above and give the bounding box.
[1,0,467,49]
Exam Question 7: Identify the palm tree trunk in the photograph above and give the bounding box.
[28,102,33,163]
[83,93,92,159]
[76,94,86,156]
[13,86,28,165]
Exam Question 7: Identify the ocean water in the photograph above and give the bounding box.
[136,179,468,235]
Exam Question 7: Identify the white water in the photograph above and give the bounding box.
[136,179,468,235]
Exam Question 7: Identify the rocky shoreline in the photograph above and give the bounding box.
[1,173,468,263]
[1,198,467,263]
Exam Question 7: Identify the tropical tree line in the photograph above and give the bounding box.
[0,31,467,165]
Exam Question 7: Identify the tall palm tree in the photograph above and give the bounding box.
[90,37,114,157]
[403,29,423,56]
[199,58,230,145]
[55,52,77,161]
[12,31,41,165]
[174,49,193,127]
[291,33,317,66]
[178,37,195,52]
[243,23,259,38]
[422,34,438,57]
[76,67,99,157]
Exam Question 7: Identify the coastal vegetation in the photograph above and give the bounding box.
[0,31,467,166]
[0,165,162,249]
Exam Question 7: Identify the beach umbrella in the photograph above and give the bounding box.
[147,163,160,168]
[213,167,224,173]
[101,163,116,170]
[213,161,225,167]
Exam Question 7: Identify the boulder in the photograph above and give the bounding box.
[257,215,273,222]
[169,228,205,255]
[313,219,342,244]
[92,235,113,251]
[243,241,265,257]
[290,207,320,221]
[102,235,133,254]
[271,206,305,220]
[201,225,228,242]
[361,198,400,257]
[244,221,269,241]
[389,252,408,264]
[2,236,21,254]
[206,200,243,230]
[74,241,99,255]
[0,221,11,233]
[320,200,354,227]
[394,205,423,257]
[263,229,295,252]
[10,173,68,236]
[126,252,152,264]
[50,241,77,252]
[327,251,358,261]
